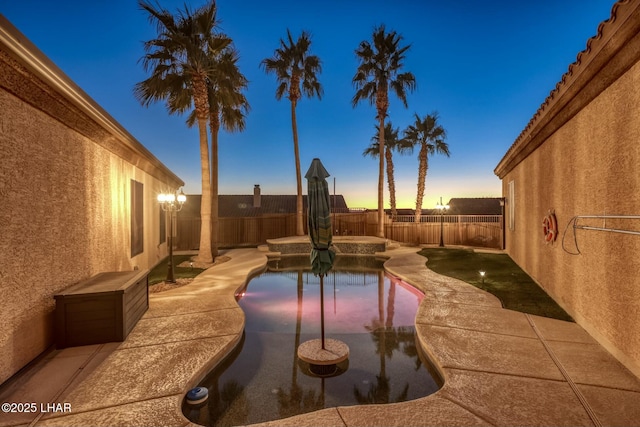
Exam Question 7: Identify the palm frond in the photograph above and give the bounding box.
[403,112,450,157]
[352,25,415,116]
[261,29,323,104]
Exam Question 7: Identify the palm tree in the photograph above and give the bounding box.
[363,122,411,220]
[261,29,323,236]
[403,113,449,223]
[353,25,416,237]
[185,48,250,258]
[135,0,229,262]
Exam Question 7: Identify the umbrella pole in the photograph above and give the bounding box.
[320,273,325,349]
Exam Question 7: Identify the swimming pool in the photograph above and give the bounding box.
[183,256,442,426]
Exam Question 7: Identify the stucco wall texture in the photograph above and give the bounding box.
[0,19,182,384]
[500,55,640,376]
[0,88,173,385]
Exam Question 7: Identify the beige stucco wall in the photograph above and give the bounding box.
[496,1,640,377]
[0,17,183,385]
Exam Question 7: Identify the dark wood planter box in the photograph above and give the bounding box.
[54,269,149,348]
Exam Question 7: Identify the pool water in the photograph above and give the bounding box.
[183,257,442,426]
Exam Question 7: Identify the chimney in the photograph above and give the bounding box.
[253,184,261,208]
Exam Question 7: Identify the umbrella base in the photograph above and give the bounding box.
[297,338,349,369]
[309,363,338,376]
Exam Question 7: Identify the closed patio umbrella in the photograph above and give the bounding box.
[305,158,335,349]
[298,158,348,373]
[306,158,335,275]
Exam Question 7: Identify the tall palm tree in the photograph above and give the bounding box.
[353,25,416,237]
[261,29,323,236]
[403,113,449,223]
[363,122,411,220]
[135,0,229,263]
[185,48,250,258]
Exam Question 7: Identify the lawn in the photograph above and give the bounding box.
[148,254,206,285]
[418,247,573,321]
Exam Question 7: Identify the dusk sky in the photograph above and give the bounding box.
[1,1,614,209]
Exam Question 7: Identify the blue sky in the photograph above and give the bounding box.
[1,0,614,209]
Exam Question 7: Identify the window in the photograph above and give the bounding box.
[508,180,515,231]
[131,180,144,257]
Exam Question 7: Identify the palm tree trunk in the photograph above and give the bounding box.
[385,146,397,220]
[414,143,428,224]
[209,115,220,259]
[377,116,385,237]
[196,115,213,262]
[193,76,213,263]
[291,100,304,236]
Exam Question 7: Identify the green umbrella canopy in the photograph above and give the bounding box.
[305,158,335,277]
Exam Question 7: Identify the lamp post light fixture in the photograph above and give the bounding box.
[479,270,486,284]
[158,190,187,283]
[436,196,449,247]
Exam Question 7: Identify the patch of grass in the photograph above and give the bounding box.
[148,255,206,285]
[418,247,573,321]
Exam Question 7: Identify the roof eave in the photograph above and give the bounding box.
[0,14,184,188]
[494,0,640,179]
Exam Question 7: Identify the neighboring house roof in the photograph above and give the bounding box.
[446,198,503,215]
[386,198,502,216]
[387,208,438,216]
[180,194,349,218]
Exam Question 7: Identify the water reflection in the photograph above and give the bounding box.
[183,259,442,426]
[354,326,419,405]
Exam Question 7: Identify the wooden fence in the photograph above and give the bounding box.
[176,214,297,250]
[385,216,502,248]
[175,213,503,250]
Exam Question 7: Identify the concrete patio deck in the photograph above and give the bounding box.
[1,244,640,426]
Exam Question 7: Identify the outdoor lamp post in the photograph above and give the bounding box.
[158,190,187,283]
[436,196,449,247]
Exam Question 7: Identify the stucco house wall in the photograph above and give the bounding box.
[0,16,183,384]
[495,0,640,377]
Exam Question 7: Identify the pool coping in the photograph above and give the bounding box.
[2,244,640,426]
[266,235,387,256]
